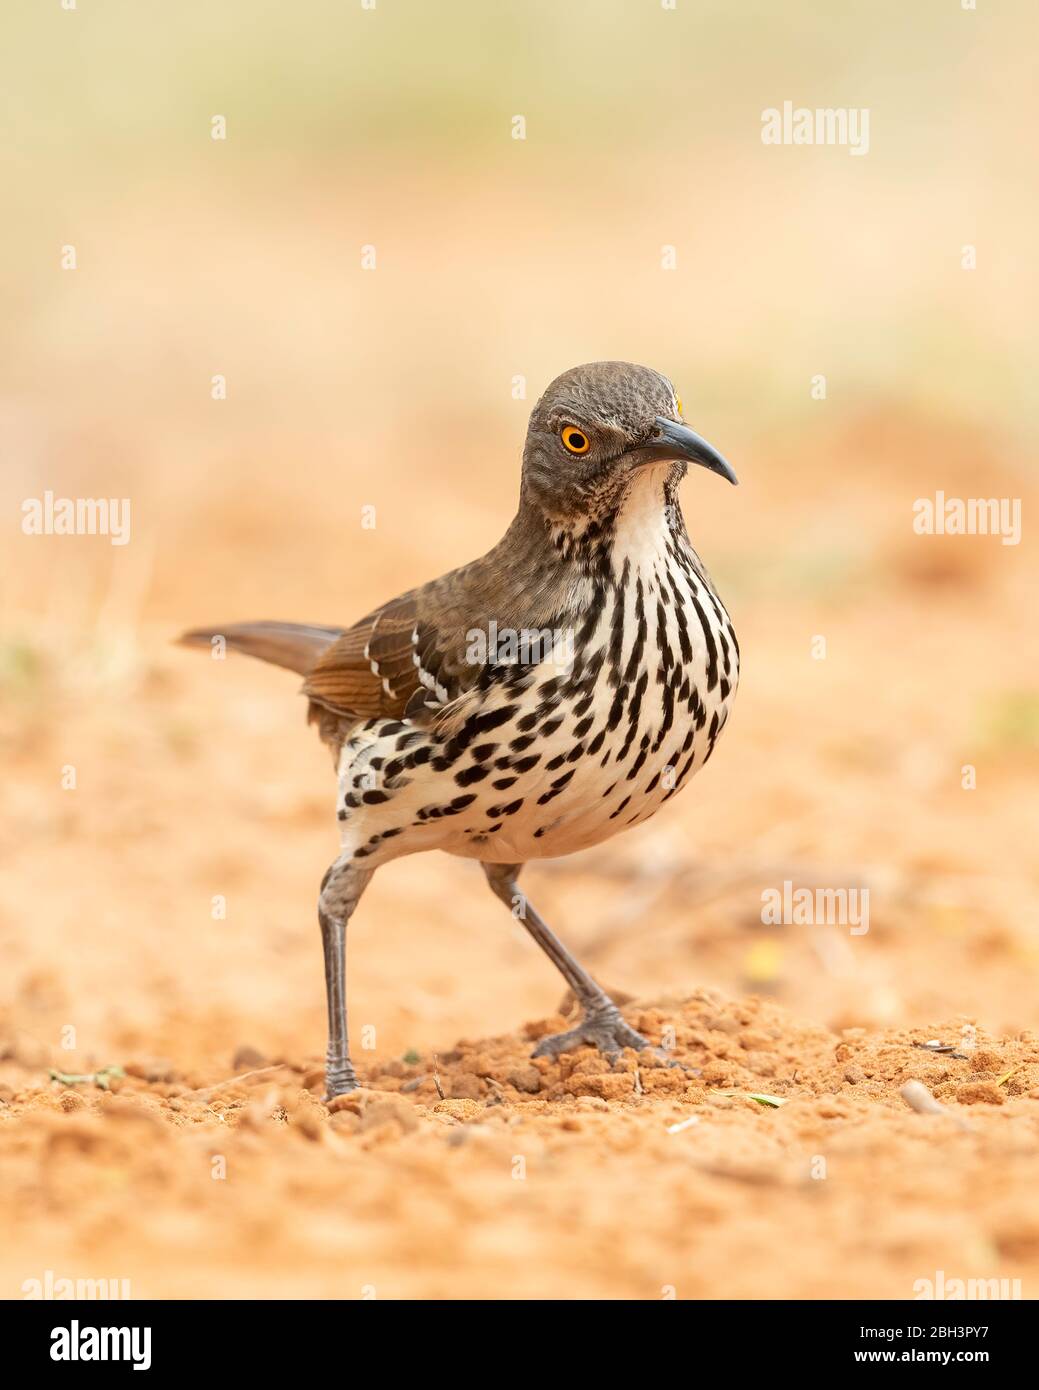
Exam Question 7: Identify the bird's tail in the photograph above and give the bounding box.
[178,621,344,676]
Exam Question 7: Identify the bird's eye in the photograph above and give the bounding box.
[561,426,590,455]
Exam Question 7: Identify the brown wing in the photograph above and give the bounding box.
[302,592,417,719]
[301,586,485,724]
[302,510,568,726]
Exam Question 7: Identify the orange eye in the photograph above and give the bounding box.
[561,426,590,455]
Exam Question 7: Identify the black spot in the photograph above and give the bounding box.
[459,704,519,747]
[606,687,626,732]
[455,764,490,787]
[688,591,719,691]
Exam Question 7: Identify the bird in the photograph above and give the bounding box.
[181,361,739,1099]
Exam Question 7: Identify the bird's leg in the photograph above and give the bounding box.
[482,862,655,1062]
[318,857,373,1100]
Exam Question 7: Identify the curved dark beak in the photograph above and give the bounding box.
[628,417,738,485]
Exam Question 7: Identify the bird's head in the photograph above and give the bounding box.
[520,361,736,523]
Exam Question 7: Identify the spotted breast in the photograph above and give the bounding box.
[333,467,737,868]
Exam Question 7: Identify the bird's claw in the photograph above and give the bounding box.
[532,1005,672,1064]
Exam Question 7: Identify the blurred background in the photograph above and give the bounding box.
[0,0,1036,1297]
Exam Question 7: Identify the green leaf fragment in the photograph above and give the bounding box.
[710,1088,787,1108]
[48,1066,126,1090]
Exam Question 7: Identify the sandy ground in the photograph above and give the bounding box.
[2,994,1038,1300]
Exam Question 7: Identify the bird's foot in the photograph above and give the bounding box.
[532,1004,669,1063]
[324,1059,361,1102]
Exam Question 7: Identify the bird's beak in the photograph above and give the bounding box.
[627,416,738,485]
